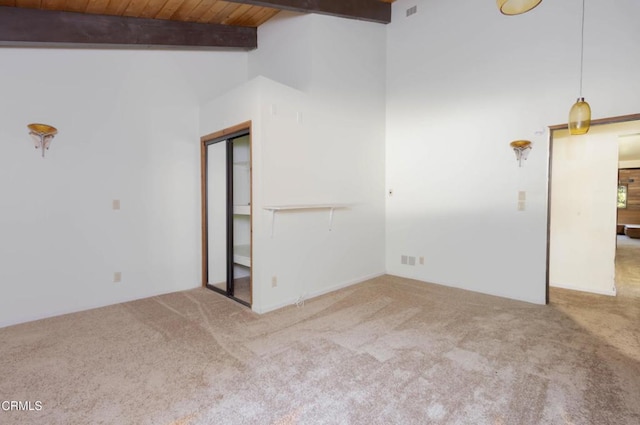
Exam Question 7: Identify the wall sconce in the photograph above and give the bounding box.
[510,140,532,167]
[28,123,58,158]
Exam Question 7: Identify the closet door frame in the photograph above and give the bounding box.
[200,121,252,307]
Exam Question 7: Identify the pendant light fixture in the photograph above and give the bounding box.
[496,0,542,15]
[569,0,591,135]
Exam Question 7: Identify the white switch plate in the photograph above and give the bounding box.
[112,199,121,210]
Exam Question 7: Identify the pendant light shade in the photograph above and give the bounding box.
[569,98,591,135]
[497,0,542,15]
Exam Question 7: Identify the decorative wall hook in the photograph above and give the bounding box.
[28,123,58,158]
[510,140,532,167]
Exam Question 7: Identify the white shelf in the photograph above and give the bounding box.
[263,204,349,211]
[263,204,350,236]
[233,205,251,215]
[234,244,251,267]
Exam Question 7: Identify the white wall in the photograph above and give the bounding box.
[0,48,248,327]
[248,12,313,92]
[550,121,640,295]
[550,128,617,295]
[257,13,386,312]
[202,12,387,313]
[385,0,640,303]
[619,160,640,169]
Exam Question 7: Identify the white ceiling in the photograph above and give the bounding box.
[618,133,640,161]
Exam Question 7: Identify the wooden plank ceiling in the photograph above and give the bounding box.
[0,1,395,49]
[0,0,283,27]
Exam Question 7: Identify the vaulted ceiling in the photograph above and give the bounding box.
[0,0,394,50]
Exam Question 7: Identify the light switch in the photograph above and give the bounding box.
[112,199,121,210]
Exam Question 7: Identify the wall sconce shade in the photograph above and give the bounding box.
[497,0,542,15]
[510,140,532,167]
[28,123,57,158]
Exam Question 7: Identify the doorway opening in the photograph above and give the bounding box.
[201,122,252,307]
[546,113,640,303]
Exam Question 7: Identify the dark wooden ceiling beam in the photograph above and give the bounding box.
[0,6,257,50]
[227,0,391,24]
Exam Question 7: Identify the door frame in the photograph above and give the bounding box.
[545,113,640,303]
[200,121,252,306]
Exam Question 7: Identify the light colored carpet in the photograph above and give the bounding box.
[1,267,639,423]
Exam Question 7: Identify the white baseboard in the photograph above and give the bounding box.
[550,282,617,296]
[385,272,546,305]
[254,271,386,314]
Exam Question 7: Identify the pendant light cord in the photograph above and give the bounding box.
[579,0,586,98]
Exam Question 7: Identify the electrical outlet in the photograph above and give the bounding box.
[271,276,277,288]
[113,272,122,283]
